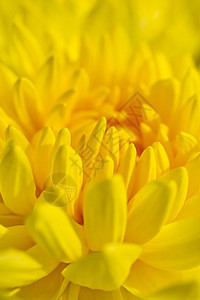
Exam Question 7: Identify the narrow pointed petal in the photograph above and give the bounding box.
[84,175,127,251]
[125,181,176,245]
[141,218,200,270]
[0,141,36,215]
[62,243,141,291]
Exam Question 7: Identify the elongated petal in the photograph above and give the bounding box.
[125,260,182,294]
[18,265,64,300]
[159,167,188,222]
[101,126,119,169]
[5,125,30,152]
[0,225,33,250]
[51,144,83,206]
[84,175,127,251]
[141,218,200,270]
[62,243,141,291]
[132,146,156,195]
[0,245,58,289]
[149,79,179,123]
[119,143,136,190]
[186,153,200,198]
[177,193,200,220]
[0,141,36,215]
[78,286,123,300]
[125,181,176,244]
[33,127,55,190]
[152,142,170,177]
[144,282,200,300]
[26,193,87,263]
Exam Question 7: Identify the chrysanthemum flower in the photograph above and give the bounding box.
[0,1,200,300]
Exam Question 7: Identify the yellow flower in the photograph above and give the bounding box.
[0,1,200,300]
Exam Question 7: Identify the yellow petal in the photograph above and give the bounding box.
[125,180,176,244]
[18,265,64,300]
[144,281,200,300]
[159,167,188,222]
[12,22,44,76]
[82,117,106,177]
[131,146,156,196]
[149,79,180,123]
[36,56,57,109]
[0,225,33,250]
[176,193,200,220]
[0,245,58,289]
[62,243,141,291]
[78,286,123,300]
[125,260,182,294]
[84,175,127,251]
[152,142,170,177]
[0,141,36,215]
[51,144,83,207]
[52,128,71,156]
[141,218,200,270]
[33,127,56,190]
[88,155,114,183]
[63,283,80,300]
[120,287,142,300]
[118,143,137,190]
[174,132,198,166]
[101,126,119,169]
[26,194,87,263]
[186,153,200,198]
[5,125,30,152]
[13,78,44,135]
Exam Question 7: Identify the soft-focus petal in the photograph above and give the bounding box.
[62,243,141,291]
[0,141,36,215]
[141,218,200,270]
[0,245,58,289]
[26,191,87,263]
[84,175,127,251]
[159,167,188,222]
[125,180,176,244]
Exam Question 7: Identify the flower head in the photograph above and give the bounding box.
[0,1,200,300]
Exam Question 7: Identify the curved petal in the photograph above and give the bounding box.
[176,193,200,220]
[125,180,176,244]
[0,245,58,289]
[84,175,127,251]
[62,243,141,291]
[78,286,123,300]
[159,167,188,222]
[26,192,87,263]
[0,141,36,215]
[144,281,200,300]
[132,146,156,195]
[0,225,34,250]
[186,153,200,198]
[141,218,200,270]
[17,265,64,300]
